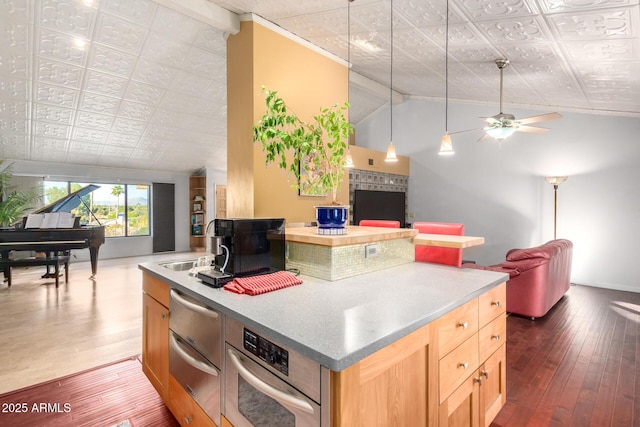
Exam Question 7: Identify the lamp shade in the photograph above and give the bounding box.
[545,176,568,186]
[344,151,354,168]
[438,133,454,155]
[385,143,398,162]
[485,126,517,140]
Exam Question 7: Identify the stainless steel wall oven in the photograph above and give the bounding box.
[224,317,329,427]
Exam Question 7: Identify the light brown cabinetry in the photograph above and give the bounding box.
[331,323,437,427]
[437,283,507,427]
[168,374,218,427]
[190,176,206,251]
[142,273,170,400]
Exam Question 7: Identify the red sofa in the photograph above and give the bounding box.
[463,239,573,319]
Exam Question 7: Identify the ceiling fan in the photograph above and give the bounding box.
[476,59,562,142]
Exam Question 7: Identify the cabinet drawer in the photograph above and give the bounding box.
[438,298,479,357]
[143,273,170,307]
[169,374,218,427]
[439,333,479,403]
[479,282,506,327]
[479,314,506,363]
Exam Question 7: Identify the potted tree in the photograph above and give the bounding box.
[253,86,353,234]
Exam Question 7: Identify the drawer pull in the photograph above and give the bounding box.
[184,416,193,424]
[491,334,501,341]
[170,289,219,318]
[491,300,501,307]
[474,376,482,385]
[481,369,489,379]
[458,362,469,370]
[457,321,469,330]
[170,333,218,377]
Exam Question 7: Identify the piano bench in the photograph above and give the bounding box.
[0,255,70,288]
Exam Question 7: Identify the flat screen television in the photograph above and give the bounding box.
[353,190,406,228]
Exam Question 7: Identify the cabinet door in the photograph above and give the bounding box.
[332,324,436,427]
[142,292,170,400]
[439,374,480,427]
[479,345,506,427]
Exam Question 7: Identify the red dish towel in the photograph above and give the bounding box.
[223,271,303,296]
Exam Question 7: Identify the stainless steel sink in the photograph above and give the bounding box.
[160,260,196,271]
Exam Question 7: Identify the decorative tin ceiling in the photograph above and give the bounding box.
[1,0,638,173]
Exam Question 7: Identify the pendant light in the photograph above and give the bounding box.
[344,0,354,168]
[385,0,398,162]
[438,0,454,155]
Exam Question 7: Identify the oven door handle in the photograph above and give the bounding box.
[170,333,218,377]
[170,289,219,318]
[228,348,314,414]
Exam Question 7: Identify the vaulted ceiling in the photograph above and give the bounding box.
[1,0,638,174]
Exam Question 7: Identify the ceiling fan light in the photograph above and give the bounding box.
[485,126,517,140]
[385,143,398,162]
[438,133,454,155]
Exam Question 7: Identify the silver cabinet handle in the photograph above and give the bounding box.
[170,289,219,318]
[458,362,469,370]
[491,334,501,341]
[474,376,483,385]
[491,300,501,307]
[457,321,469,329]
[228,348,314,414]
[170,333,218,377]
[481,369,489,379]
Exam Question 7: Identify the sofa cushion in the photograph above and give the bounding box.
[506,247,552,261]
[506,239,572,262]
[501,258,549,273]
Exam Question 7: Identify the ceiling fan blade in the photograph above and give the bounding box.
[480,116,500,125]
[517,125,549,134]
[448,127,483,135]
[476,133,492,143]
[517,112,563,125]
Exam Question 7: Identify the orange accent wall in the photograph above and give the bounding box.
[226,20,349,222]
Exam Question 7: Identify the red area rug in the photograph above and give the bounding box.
[0,356,178,427]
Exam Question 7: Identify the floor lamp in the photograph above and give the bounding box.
[545,176,568,239]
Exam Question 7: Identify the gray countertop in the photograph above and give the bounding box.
[139,260,507,371]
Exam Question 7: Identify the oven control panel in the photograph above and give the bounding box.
[243,328,289,376]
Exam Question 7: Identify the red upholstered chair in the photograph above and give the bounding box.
[359,220,401,228]
[413,222,464,267]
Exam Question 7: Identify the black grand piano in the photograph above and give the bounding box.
[0,185,106,277]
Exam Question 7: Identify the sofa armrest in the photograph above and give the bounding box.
[462,263,521,279]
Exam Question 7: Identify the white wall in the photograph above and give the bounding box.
[355,99,640,293]
[11,160,192,261]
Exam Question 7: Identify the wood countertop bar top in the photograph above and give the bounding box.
[285,225,418,247]
[413,233,485,248]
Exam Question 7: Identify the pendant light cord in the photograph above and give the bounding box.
[348,0,352,118]
[390,0,393,143]
[445,0,449,134]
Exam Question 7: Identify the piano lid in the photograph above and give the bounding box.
[35,184,101,214]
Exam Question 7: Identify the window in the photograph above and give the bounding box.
[43,180,150,237]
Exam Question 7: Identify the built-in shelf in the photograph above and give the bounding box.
[189,176,206,251]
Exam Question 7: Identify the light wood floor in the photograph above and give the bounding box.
[0,251,199,395]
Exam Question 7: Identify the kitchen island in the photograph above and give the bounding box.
[140,259,508,427]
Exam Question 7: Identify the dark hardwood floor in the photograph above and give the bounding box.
[492,284,640,427]
[0,356,179,427]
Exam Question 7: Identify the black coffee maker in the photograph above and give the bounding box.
[198,218,286,287]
